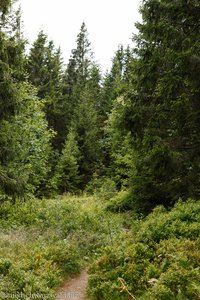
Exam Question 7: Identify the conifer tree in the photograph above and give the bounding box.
[0,1,24,119]
[99,46,134,180]
[62,21,92,119]
[0,2,53,200]
[73,65,102,186]
[0,0,11,19]
[2,83,54,198]
[61,23,102,188]
[0,0,26,198]
[27,31,64,149]
[51,128,80,193]
[122,0,200,210]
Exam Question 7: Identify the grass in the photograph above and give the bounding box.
[1,194,200,300]
[0,194,125,298]
[88,199,200,300]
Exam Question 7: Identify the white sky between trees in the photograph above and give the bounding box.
[19,0,141,71]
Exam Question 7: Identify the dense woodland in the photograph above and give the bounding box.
[0,0,200,299]
[1,0,200,211]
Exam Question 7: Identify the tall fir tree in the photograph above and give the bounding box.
[100,45,132,119]
[51,128,80,193]
[61,23,102,189]
[0,2,53,200]
[61,21,93,120]
[0,0,26,198]
[73,64,102,186]
[99,46,135,181]
[122,0,200,211]
[27,31,64,150]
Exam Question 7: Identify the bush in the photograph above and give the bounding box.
[86,176,117,200]
[88,200,200,300]
[0,194,124,296]
[106,190,135,212]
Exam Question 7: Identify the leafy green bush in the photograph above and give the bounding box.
[86,176,117,200]
[106,190,135,212]
[0,197,84,296]
[0,195,125,297]
[88,200,200,300]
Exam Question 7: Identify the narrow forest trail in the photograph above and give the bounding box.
[56,269,89,300]
[53,195,126,300]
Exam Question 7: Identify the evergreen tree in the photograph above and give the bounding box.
[0,2,53,200]
[0,1,25,120]
[61,21,93,121]
[61,23,102,188]
[71,22,92,84]
[100,45,131,119]
[122,0,200,210]
[27,31,48,96]
[0,0,26,198]
[99,46,135,180]
[27,31,64,149]
[1,83,54,198]
[0,0,11,20]
[73,65,102,186]
[51,128,80,193]
[106,96,134,189]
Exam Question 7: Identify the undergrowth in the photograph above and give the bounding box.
[1,194,200,300]
[0,195,124,299]
[88,200,200,300]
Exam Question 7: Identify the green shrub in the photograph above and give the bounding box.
[0,194,125,297]
[86,176,117,200]
[106,190,135,212]
[88,200,200,300]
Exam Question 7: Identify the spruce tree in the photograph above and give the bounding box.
[99,46,134,181]
[123,0,200,210]
[73,64,102,186]
[62,23,102,188]
[51,128,80,193]
[62,21,92,118]
[0,0,11,19]
[0,2,53,200]
[0,0,26,198]
[27,31,64,150]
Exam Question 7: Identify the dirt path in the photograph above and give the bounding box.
[55,269,89,300]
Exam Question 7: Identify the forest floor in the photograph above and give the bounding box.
[56,269,89,300]
[0,194,126,299]
[0,195,198,299]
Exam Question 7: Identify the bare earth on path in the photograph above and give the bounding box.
[56,269,89,300]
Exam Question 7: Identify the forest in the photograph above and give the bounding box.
[0,0,200,299]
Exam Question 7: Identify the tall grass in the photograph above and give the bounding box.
[0,195,125,298]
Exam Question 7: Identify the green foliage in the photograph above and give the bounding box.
[0,194,126,296]
[100,46,133,119]
[98,48,137,189]
[106,190,135,212]
[0,1,52,200]
[0,6,23,120]
[0,0,11,18]
[0,82,54,199]
[61,23,103,188]
[88,200,200,300]
[86,176,117,200]
[73,84,102,186]
[27,31,64,151]
[51,128,80,193]
[0,197,84,296]
[120,0,200,210]
[105,96,135,189]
